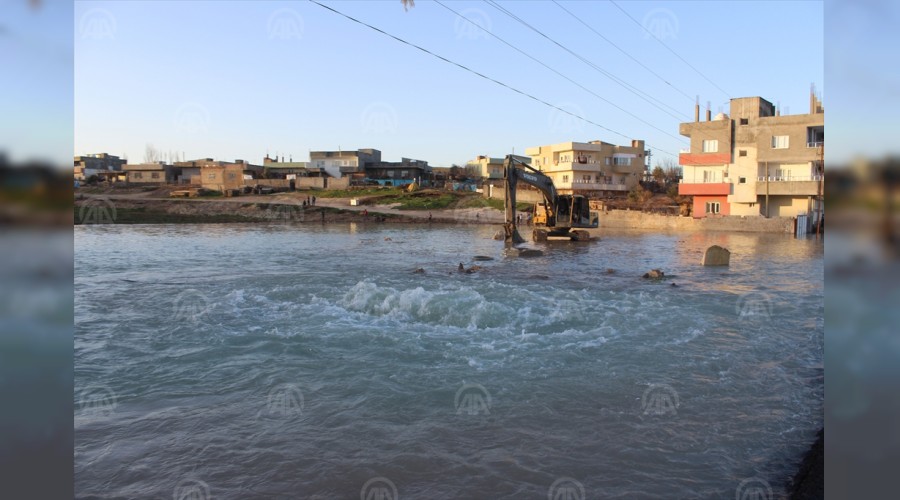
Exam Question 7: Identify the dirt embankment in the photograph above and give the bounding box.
[73,192,506,225]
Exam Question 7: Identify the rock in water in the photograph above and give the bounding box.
[701,245,731,266]
[516,248,543,258]
[473,255,494,261]
[492,231,505,241]
[643,269,665,279]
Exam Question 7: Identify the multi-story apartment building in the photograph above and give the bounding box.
[525,140,647,196]
[678,91,824,220]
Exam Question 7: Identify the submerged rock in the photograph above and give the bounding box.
[643,269,665,279]
[473,255,494,261]
[701,245,731,266]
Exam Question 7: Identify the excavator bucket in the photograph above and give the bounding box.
[504,223,525,244]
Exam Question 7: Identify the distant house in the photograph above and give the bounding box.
[262,155,323,179]
[122,162,175,184]
[465,154,531,184]
[309,148,382,179]
[366,157,430,186]
[174,158,261,188]
[74,153,126,182]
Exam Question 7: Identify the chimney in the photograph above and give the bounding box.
[706,101,711,121]
[694,96,700,122]
[809,83,823,114]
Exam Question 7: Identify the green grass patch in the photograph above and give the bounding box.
[312,187,404,198]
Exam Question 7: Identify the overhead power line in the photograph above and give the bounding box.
[307,0,677,158]
[551,0,694,102]
[484,0,690,122]
[608,0,731,99]
[435,0,686,144]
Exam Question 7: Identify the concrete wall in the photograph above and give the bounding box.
[326,177,350,190]
[247,179,292,189]
[595,209,794,233]
[297,177,325,189]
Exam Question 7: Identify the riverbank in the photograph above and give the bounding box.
[75,193,810,234]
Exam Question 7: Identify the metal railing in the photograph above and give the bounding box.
[806,141,824,148]
[756,175,824,182]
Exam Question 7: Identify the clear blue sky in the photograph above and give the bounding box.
[72,0,824,167]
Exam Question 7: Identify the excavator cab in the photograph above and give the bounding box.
[535,195,598,229]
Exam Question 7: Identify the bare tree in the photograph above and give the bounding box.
[144,143,160,163]
[660,157,682,182]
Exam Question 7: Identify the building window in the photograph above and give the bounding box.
[228,173,236,180]
[703,170,720,183]
[562,175,569,183]
[605,157,611,165]
[740,118,749,125]
[208,173,216,180]
[613,157,631,166]
[771,135,790,149]
[702,140,718,153]
[582,175,591,182]
[739,150,747,157]
[739,177,746,184]
[401,170,408,178]
[134,172,142,179]
[151,172,160,179]
[705,202,721,214]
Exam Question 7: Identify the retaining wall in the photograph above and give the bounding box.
[597,209,794,233]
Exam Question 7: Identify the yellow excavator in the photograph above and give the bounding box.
[503,155,599,243]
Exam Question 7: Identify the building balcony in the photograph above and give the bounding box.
[556,181,629,191]
[806,142,824,149]
[540,161,604,173]
[678,182,731,196]
[755,176,823,196]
